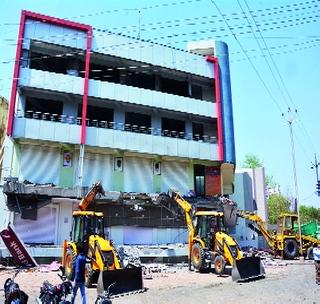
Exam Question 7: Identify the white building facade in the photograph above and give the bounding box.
[2,10,235,248]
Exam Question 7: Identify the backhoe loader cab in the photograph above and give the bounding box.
[277,214,298,236]
[62,182,143,295]
[170,191,265,282]
[70,211,106,247]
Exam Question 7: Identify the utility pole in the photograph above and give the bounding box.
[311,153,320,196]
[283,107,303,256]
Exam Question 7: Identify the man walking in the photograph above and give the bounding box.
[313,244,320,285]
[71,244,87,304]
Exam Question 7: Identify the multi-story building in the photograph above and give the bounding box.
[2,10,235,250]
[230,168,268,249]
[0,97,8,179]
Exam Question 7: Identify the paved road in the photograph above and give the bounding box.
[0,261,318,303]
[112,262,319,304]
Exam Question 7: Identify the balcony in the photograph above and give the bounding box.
[19,68,216,118]
[13,112,219,161]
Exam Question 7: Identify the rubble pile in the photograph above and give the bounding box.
[142,263,188,279]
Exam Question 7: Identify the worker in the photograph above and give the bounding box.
[313,244,320,285]
[71,244,87,304]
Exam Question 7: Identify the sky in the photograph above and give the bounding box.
[0,0,319,207]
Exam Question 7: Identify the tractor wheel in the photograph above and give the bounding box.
[191,243,206,271]
[284,239,298,259]
[307,247,314,260]
[65,247,76,280]
[214,255,226,275]
[85,263,97,287]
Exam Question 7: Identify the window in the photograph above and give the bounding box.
[162,117,185,136]
[125,112,151,131]
[78,104,114,124]
[25,97,63,115]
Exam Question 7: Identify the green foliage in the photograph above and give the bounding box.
[299,205,320,223]
[265,175,279,189]
[267,194,291,224]
[242,154,263,169]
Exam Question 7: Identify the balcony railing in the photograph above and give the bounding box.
[17,110,218,144]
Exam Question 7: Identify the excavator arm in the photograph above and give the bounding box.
[78,181,105,211]
[169,190,195,267]
[237,210,275,250]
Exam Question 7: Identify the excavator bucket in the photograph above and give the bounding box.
[97,267,144,295]
[231,256,265,282]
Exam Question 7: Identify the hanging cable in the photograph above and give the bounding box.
[209,0,284,114]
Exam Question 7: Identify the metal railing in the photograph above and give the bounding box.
[16,110,217,144]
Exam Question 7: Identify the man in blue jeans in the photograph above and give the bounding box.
[71,244,87,304]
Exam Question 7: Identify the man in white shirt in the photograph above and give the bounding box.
[313,244,320,284]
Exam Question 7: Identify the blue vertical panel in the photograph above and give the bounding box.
[214,41,236,164]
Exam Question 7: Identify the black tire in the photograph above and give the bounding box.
[65,247,76,280]
[284,239,298,259]
[191,243,206,271]
[214,255,226,275]
[307,247,314,260]
[85,263,97,287]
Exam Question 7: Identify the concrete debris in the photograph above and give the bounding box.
[262,259,287,267]
[38,261,62,272]
[142,263,189,279]
[117,246,141,267]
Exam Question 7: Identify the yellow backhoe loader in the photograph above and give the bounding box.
[170,191,265,282]
[62,182,143,295]
[238,210,320,259]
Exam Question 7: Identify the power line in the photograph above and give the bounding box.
[105,1,320,34]
[209,0,284,114]
[237,0,291,111]
[243,0,318,154]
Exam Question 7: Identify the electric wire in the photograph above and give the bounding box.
[243,0,318,155]
[236,0,291,112]
[209,0,284,114]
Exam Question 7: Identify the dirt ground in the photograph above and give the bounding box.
[0,260,319,304]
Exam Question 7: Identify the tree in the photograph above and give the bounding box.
[265,175,278,189]
[299,205,320,223]
[267,193,291,224]
[242,154,263,169]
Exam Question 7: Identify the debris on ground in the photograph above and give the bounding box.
[38,261,61,272]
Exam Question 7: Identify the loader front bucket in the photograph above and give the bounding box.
[232,256,265,282]
[97,267,143,295]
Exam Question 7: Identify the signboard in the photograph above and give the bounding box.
[205,166,221,196]
[0,224,37,267]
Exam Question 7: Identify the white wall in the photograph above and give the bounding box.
[124,157,153,193]
[108,225,188,245]
[81,152,113,188]
[20,145,60,184]
[161,161,189,195]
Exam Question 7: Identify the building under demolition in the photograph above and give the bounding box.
[1,10,236,252]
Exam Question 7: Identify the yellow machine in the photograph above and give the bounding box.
[170,191,265,282]
[238,211,320,259]
[62,182,143,294]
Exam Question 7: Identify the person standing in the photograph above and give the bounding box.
[313,243,320,285]
[71,244,87,304]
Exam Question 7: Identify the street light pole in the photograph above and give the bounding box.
[311,154,320,196]
[283,107,303,256]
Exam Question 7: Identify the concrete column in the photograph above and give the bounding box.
[114,108,125,130]
[185,120,193,139]
[152,111,161,135]
[63,96,78,117]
